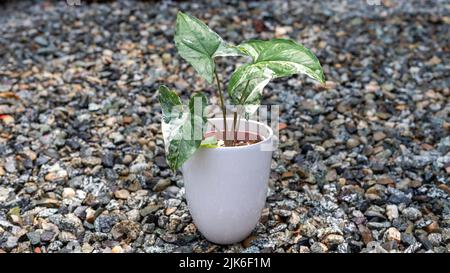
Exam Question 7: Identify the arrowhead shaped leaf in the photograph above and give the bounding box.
[159,86,208,170]
[228,39,325,114]
[237,39,325,82]
[175,11,243,83]
[158,85,182,123]
[227,64,272,115]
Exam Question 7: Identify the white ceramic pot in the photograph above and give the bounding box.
[182,118,274,244]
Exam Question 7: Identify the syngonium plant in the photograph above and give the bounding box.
[158,11,325,170]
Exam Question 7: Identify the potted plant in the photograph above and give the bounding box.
[158,11,325,244]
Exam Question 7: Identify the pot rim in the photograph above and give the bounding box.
[203,117,274,151]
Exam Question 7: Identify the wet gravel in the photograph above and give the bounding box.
[0,0,449,253]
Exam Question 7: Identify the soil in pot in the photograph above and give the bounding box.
[204,131,262,147]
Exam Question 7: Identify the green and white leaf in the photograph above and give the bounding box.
[227,64,273,115]
[175,11,243,83]
[158,85,182,123]
[159,86,208,170]
[237,39,325,82]
[228,38,325,114]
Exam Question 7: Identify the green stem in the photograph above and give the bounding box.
[213,66,228,145]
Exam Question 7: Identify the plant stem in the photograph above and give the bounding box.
[213,66,228,145]
[233,80,250,145]
[232,111,238,145]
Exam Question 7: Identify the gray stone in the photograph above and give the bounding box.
[346,137,360,149]
[437,136,450,154]
[40,231,55,242]
[282,150,298,161]
[34,36,48,46]
[428,233,442,246]
[402,207,422,221]
[4,157,16,173]
[140,204,160,217]
[27,231,41,245]
[154,156,168,168]
[88,103,101,111]
[110,132,125,144]
[310,242,328,253]
[153,179,171,192]
[102,151,115,168]
[82,157,102,167]
[442,228,450,243]
[94,215,119,233]
[5,236,18,250]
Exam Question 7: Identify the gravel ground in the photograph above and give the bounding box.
[0,0,449,253]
